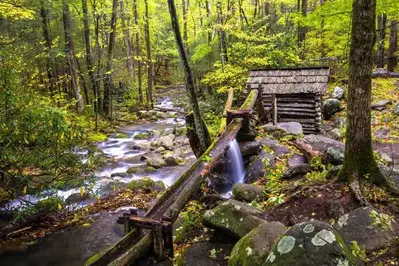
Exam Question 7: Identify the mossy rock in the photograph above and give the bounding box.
[114,133,129,139]
[127,177,164,192]
[229,222,287,266]
[134,131,152,140]
[264,220,361,266]
[232,183,263,202]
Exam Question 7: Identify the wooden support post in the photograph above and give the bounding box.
[153,224,165,260]
[123,213,131,235]
[271,94,277,125]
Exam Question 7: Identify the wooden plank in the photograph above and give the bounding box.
[271,94,277,125]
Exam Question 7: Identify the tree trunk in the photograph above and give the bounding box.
[167,0,211,155]
[133,0,143,103]
[40,2,56,97]
[144,0,153,108]
[103,0,119,117]
[82,0,99,124]
[120,0,135,85]
[376,14,387,68]
[62,0,84,113]
[338,0,386,192]
[94,7,103,113]
[217,1,228,69]
[298,0,307,46]
[387,20,398,72]
[205,0,212,44]
[182,0,188,55]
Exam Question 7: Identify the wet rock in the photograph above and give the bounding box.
[288,154,307,167]
[371,100,392,111]
[332,86,345,100]
[326,146,344,165]
[134,131,152,140]
[202,199,265,239]
[374,127,389,139]
[394,103,399,115]
[182,242,234,266]
[134,142,152,150]
[303,134,344,153]
[232,184,263,202]
[333,117,346,129]
[378,151,393,166]
[127,177,165,192]
[239,140,261,156]
[110,172,128,178]
[162,151,180,166]
[264,220,360,266]
[114,133,129,139]
[244,153,276,184]
[159,134,175,150]
[173,126,185,136]
[260,137,279,147]
[273,145,290,156]
[65,192,92,205]
[155,146,166,153]
[282,164,311,179]
[335,207,397,251]
[96,178,126,194]
[326,165,342,180]
[323,98,341,120]
[229,222,287,266]
[136,257,172,266]
[325,128,342,140]
[126,164,150,174]
[137,110,148,118]
[155,111,167,119]
[147,157,167,168]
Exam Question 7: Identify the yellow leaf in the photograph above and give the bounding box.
[80,187,85,197]
[23,186,27,194]
[58,203,62,210]
[82,223,91,227]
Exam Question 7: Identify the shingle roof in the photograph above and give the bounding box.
[246,67,330,94]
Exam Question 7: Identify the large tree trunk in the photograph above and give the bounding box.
[82,0,99,124]
[94,7,103,113]
[103,0,119,117]
[62,0,84,113]
[376,14,387,68]
[167,0,211,155]
[144,0,153,108]
[40,2,56,97]
[205,0,212,44]
[216,1,228,69]
[120,0,135,85]
[133,0,143,103]
[387,20,398,72]
[338,0,386,199]
[182,0,188,55]
[298,0,307,47]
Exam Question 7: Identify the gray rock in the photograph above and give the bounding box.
[244,153,276,184]
[323,99,341,120]
[133,131,152,140]
[303,134,344,153]
[137,110,148,118]
[229,222,287,266]
[147,157,167,168]
[110,172,128,178]
[282,164,312,179]
[162,151,180,166]
[277,122,303,135]
[326,201,344,219]
[374,127,389,139]
[326,165,342,180]
[371,100,392,111]
[325,128,342,140]
[264,221,361,266]
[239,140,261,156]
[182,242,234,266]
[155,146,166,153]
[326,146,344,165]
[232,184,263,202]
[333,117,346,129]
[65,192,92,205]
[394,103,399,115]
[273,145,290,156]
[155,111,167,119]
[288,154,307,167]
[335,207,396,251]
[202,199,265,239]
[332,86,345,100]
[159,134,175,150]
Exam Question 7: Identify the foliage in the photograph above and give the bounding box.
[350,241,367,261]
[305,156,330,182]
[369,209,394,232]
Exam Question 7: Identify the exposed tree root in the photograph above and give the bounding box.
[348,174,370,206]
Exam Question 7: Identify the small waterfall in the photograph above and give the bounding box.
[224,139,245,184]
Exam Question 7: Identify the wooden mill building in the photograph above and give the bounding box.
[246,67,330,134]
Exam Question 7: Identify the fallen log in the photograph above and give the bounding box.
[86,89,259,266]
[218,88,234,135]
[288,139,326,163]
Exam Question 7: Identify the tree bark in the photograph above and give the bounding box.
[94,6,103,112]
[167,0,211,155]
[144,0,153,108]
[387,20,398,72]
[133,0,143,103]
[376,14,387,68]
[103,0,119,117]
[205,0,212,44]
[216,1,228,69]
[338,0,386,188]
[298,0,307,45]
[120,0,135,85]
[62,0,84,113]
[182,0,188,55]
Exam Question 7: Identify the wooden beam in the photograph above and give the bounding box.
[271,94,277,125]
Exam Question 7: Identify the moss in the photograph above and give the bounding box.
[0,187,10,203]
[127,177,156,191]
[134,132,151,139]
[88,132,108,142]
[145,166,156,172]
[84,250,107,266]
[114,133,129,139]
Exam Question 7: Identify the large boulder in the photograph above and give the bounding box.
[277,122,303,135]
[288,154,307,167]
[332,86,345,100]
[159,134,175,150]
[239,140,261,157]
[333,117,346,129]
[371,100,392,111]
[147,157,167,168]
[202,199,265,239]
[324,128,342,140]
[244,153,276,184]
[303,135,344,154]
[273,145,290,156]
[335,207,397,251]
[162,151,180,166]
[264,221,360,266]
[282,164,312,179]
[326,146,344,165]
[182,242,234,266]
[229,222,287,266]
[232,184,263,202]
[322,99,341,120]
[394,103,399,115]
